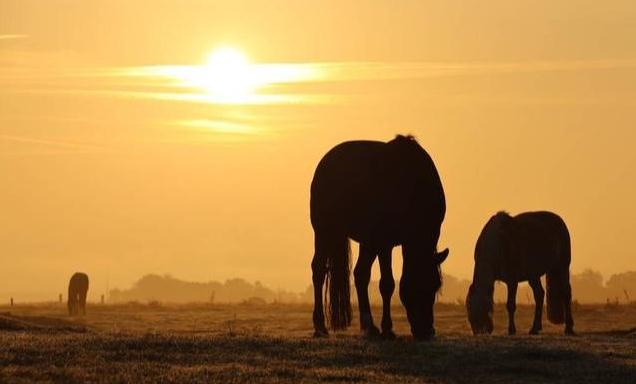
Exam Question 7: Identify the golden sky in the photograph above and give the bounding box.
[1,0,635,300]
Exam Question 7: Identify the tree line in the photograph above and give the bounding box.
[108,270,636,304]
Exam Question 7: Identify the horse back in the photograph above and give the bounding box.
[310,137,445,245]
[510,212,570,281]
[514,212,570,259]
[310,140,385,235]
[478,211,570,283]
[69,273,89,294]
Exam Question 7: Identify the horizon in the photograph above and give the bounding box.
[3,267,635,304]
[2,0,636,302]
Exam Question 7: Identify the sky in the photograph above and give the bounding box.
[1,0,635,301]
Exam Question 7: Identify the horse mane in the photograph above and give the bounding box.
[494,210,511,219]
[469,211,513,321]
[390,134,419,147]
[390,133,444,295]
[394,134,417,141]
[490,211,514,230]
[387,134,432,165]
[468,211,512,318]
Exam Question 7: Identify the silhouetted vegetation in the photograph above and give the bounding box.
[108,270,636,305]
[109,274,301,304]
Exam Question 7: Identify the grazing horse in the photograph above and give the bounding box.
[466,211,575,335]
[68,272,89,316]
[310,135,448,340]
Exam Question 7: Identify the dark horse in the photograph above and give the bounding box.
[310,135,448,340]
[68,272,89,316]
[467,211,575,335]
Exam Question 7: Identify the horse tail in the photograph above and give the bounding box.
[546,268,566,324]
[325,236,352,330]
[546,229,571,325]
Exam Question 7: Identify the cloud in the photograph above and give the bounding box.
[3,58,636,107]
[309,59,636,82]
[0,134,103,153]
[87,58,636,94]
[177,119,256,135]
[111,59,636,85]
[0,34,28,40]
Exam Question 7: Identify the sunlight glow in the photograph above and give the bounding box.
[198,47,254,102]
[178,119,254,135]
[133,46,323,104]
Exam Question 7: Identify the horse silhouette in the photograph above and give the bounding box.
[68,272,89,316]
[467,211,575,335]
[310,135,448,340]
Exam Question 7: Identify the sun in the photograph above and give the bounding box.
[136,45,323,105]
[197,47,255,102]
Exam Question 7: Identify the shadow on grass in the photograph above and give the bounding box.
[0,312,88,333]
[584,327,636,337]
[1,331,635,383]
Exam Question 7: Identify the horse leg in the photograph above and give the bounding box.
[506,282,518,335]
[80,292,87,316]
[378,248,396,339]
[354,244,380,338]
[311,234,329,337]
[529,278,544,334]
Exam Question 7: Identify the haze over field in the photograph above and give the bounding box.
[107,270,636,305]
[1,0,635,301]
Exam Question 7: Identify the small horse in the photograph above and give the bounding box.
[310,135,448,340]
[68,272,89,316]
[466,211,575,335]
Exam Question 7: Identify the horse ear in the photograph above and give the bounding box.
[435,248,449,264]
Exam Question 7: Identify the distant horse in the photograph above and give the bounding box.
[68,272,89,316]
[310,135,448,340]
[466,211,574,335]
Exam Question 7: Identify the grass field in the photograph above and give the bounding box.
[0,302,634,383]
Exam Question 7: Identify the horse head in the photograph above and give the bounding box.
[400,245,449,340]
[466,283,494,334]
[466,211,514,334]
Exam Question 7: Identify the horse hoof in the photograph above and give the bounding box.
[565,328,576,336]
[382,330,397,340]
[529,329,540,335]
[313,330,329,338]
[362,325,381,339]
[508,329,516,336]
[413,328,436,341]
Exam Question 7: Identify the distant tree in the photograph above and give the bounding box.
[571,269,607,302]
[606,271,636,302]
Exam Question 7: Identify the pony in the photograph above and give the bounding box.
[68,272,89,316]
[310,135,448,340]
[466,211,575,335]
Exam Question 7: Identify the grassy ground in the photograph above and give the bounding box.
[0,303,634,383]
